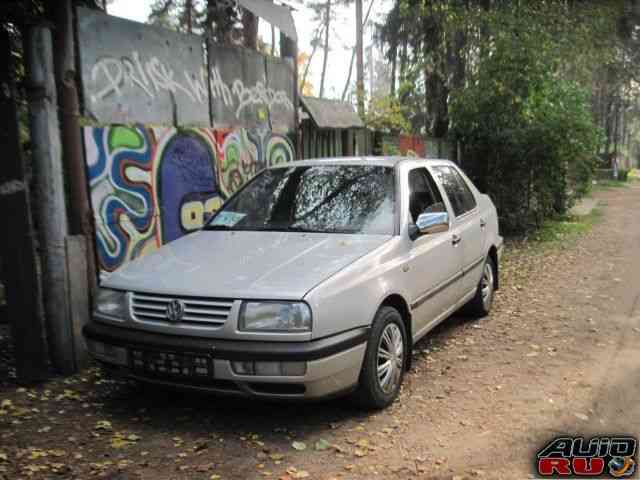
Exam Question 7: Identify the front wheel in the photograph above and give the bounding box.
[353,306,407,410]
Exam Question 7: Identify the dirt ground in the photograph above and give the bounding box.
[1,182,639,480]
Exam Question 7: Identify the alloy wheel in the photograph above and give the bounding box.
[377,323,404,394]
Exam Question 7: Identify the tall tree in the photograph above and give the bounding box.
[341,0,375,102]
[307,0,335,98]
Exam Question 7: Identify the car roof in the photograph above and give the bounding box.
[269,156,454,169]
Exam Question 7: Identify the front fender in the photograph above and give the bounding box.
[304,237,411,340]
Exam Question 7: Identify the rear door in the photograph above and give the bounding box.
[406,167,463,336]
[431,165,485,296]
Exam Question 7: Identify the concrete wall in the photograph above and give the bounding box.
[77,8,296,274]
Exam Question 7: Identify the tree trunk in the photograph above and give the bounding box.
[302,26,324,94]
[271,24,276,55]
[319,0,331,98]
[342,0,375,102]
[0,26,49,382]
[186,0,193,33]
[389,44,397,97]
[356,0,365,118]
[341,47,356,102]
[242,8,258,50]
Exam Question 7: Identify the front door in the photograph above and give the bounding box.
[406,167,463,337]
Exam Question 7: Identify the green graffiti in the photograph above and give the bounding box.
[108,126,144,152]
[224,142,241,170]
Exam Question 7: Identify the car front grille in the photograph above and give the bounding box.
[130,292,234,328]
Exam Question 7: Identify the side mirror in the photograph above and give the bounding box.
[415,211,449,236]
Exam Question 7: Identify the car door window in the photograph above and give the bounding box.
[408,168,445,223]
[433,166,477,217]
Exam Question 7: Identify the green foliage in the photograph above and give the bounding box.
[449,3,603,235]
[617,169,629,182]
[532,209,602,244]
[381,141,400,156]
[364,95,411,133]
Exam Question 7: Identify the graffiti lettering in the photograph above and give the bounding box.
[90,51,207,105]
[231,78,295,119]
[90,52,293,119]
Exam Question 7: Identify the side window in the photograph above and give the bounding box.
[434,166,477,217]
[408,168,445,223]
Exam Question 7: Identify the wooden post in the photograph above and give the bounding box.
[0,28,49,382]
[51,0,98,297]
[66,236,89,369]
[25,25,75,374]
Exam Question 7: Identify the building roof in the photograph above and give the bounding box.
[300,96,365,129]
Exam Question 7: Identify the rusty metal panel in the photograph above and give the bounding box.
[77,7,208,125]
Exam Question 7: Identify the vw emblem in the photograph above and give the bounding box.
[166,299,185,323]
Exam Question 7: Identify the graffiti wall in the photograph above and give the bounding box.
[77,9,297,273]
[85,125,294,272]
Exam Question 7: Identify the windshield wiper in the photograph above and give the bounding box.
[202,224,234,231]
[285,226,359,234]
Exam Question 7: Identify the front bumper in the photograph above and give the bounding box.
[83,321,368,400]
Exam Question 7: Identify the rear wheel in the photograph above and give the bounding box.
[353,306,407,409]
[465,256,495,317]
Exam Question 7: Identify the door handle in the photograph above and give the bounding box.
[480,218,487,228]
[452,234,461,246]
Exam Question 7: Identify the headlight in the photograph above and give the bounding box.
[239,302,312,332]
[94,288,128,319]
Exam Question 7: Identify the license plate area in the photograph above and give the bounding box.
[130,348,213,379]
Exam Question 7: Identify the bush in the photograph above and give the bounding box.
[618,169,629,182]
[449,9,602,234]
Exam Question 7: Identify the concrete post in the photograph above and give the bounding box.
[25,25,75,374]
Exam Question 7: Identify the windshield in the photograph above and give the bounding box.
[205,165,395,235]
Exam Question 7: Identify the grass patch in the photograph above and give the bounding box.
[531,208,602,243]
[592,179,630,190]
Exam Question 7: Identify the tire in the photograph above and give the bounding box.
[353,306,407,410]
[465,255,496,317]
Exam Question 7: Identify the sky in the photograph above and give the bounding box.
[107,0,392,101]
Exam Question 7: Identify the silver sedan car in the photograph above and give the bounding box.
[84,157,503,409]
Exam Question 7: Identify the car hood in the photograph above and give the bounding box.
[103,230,392,300]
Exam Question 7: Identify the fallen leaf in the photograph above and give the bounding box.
[94,420,113,431]
[291,441,307,451]
[314,439,331,451]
